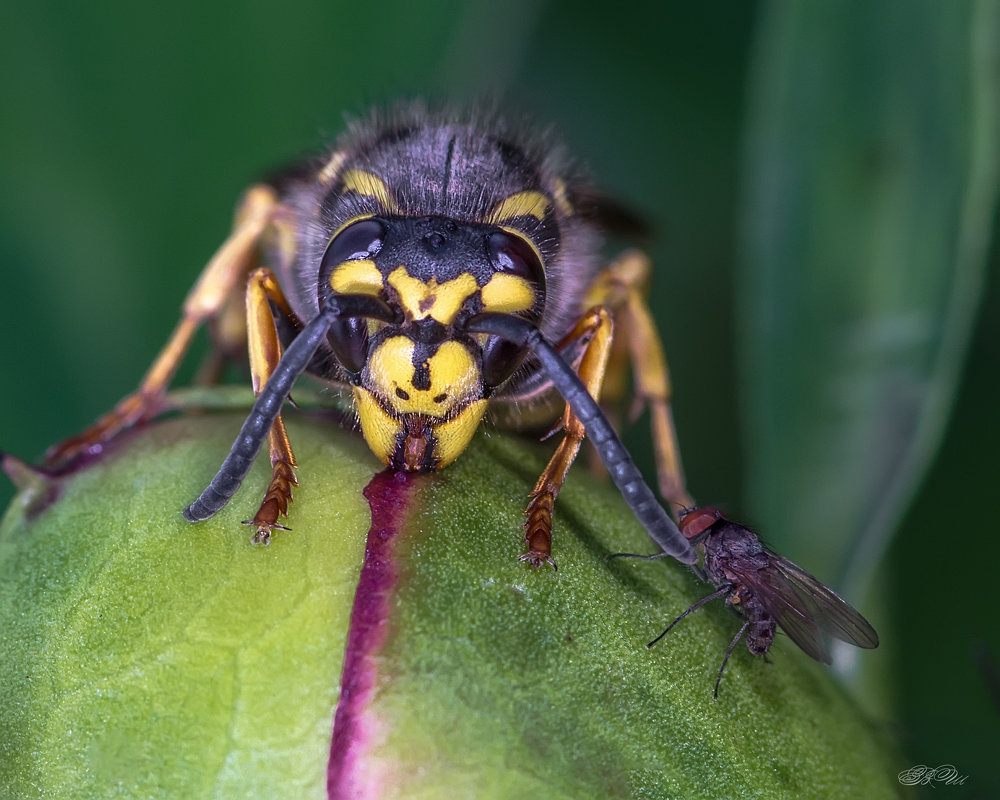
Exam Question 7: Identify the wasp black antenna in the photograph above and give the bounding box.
[182,294,398,523]
[465,312,696,564]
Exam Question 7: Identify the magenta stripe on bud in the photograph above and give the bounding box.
[327,469,417,799]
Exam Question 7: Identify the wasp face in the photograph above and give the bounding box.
[317,210,546,471]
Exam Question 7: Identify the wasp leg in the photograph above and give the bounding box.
[44,186,279,469]
[584,249,694,512]
[241,267,301,545]
[522,307,614,568]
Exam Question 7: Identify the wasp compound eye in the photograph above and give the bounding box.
[478,231,547,389]
[321,218,386,279]
[321,217,387,294]
[320,218,388,376]
[487,230,545,290]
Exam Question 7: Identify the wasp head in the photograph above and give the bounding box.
[318,213,545,471]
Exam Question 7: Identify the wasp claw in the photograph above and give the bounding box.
[251,528,271,546]
[243,519,291,546]
[519,551,558,570]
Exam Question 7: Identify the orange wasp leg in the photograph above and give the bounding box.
[584,249,694,512]
[44,185,280,469]
[241,267,301,544]
[522,306,614,568]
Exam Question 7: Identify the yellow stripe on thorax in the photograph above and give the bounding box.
[487,190,550,224]
[340,169,394,211]
[551,178,574,217]
[318,151,348,185]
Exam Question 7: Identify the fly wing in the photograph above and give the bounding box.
[721,556,833,663]
[723,551,878,664]
[768,555,879,650]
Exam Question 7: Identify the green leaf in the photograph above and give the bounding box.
[738,0,1000,598]
[1,409,898,798]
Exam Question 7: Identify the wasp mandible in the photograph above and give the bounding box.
[45,104,696,567]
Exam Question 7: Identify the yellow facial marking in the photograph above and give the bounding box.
[353,386,487,470]
[353,386,399,465]
[480,272,535,314]
[356,334,486,468]
[387,267,478,324]
[423,341,482,411]
[329,259,384,296]
[368,336,419,408]
[340,169,394,210]
[431,399,488,467]
[487,190,550,224]
[367,336,481,417]
[318,151,347,185]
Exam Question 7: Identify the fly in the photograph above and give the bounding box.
[619,506,879,697]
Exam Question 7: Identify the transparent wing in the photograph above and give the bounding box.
[724,551,878,664]
[769,555,880,649]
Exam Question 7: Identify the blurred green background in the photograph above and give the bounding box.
[1,0,997,795]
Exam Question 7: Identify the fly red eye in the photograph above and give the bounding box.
[486,231,545,289]
[678,507,723,540]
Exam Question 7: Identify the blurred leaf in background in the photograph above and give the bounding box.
[739,0,999,607]
[737,3,1000,794]
[1,0,997,795]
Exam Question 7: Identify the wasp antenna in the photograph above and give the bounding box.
[465,312,696,565]
[182,308,337,523]
[183,295,398,524]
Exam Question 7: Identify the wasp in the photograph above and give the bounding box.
[644,507,879,697]
[44,104,696,568]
